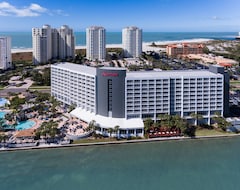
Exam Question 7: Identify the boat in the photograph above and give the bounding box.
[235,32,240,40]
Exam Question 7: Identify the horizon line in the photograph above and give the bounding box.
[0,30,238,33]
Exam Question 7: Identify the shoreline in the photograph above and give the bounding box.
[1,133,239,152]
[11,38,212,53]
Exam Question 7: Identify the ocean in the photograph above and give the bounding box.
[0,137,240,190]
[0,32,237,49]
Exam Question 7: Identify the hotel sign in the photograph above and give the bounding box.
[101,72,119,77]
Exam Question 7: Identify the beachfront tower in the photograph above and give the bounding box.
[86,26,106,61]
[32,24,52,65]
[122,26,142,58]
[58,25,75,59]
[32,24,75,64]
[0,36,12,70]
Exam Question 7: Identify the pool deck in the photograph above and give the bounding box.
[29,118,42,129]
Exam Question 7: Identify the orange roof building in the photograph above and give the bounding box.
[166,43,204,56]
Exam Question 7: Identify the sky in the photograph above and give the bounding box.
[0,0,239,32]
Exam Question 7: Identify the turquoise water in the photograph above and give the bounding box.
[0,137,240,190]
[0,111,35,130]
[0,32,236,49]
[0,111,5,118]
[15,120,35,130]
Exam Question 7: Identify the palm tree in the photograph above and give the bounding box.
[173,115,188,134]
[107,128,114,138]
[190,112,203,126]
[213,113,230,131]
[0,118,5,131]
[114,125,120,139]
[159,114,173,128]
[143,118,153,133]
[87,120,96,132]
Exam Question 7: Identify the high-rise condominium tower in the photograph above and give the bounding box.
[32,24,52,65]
[58,25,75,59]
[0,36,12,70]
[86,26,106,61]
[32,24,75,64]
[122,26,142,58]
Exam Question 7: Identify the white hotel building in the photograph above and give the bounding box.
[51,62,229,138]
[122,26,142,58]
[0,36,12,70]
[86,26,106,61]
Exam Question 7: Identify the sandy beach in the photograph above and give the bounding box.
[11,38,212,54]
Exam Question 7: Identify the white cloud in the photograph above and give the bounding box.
[0,1,68,17]
[211,16,222,20]
[29,3,47,13]
[53,9,69,16]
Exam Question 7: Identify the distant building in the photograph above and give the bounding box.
[122,26,142,58]
[0,36,12,70]
[166,43,204,56]
[32,24,75,64]
[58,25,75,59]
[32,24,52,65]
[86,26,106,61]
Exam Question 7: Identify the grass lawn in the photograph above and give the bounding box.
[29,86,51,89]
[230,81,240,84]
[72,138,119,144]
[195,128,233,136]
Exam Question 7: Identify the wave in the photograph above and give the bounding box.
[143,38,213,44]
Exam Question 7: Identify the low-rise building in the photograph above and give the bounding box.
[166,43,204,56]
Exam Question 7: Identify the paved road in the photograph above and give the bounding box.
[0,88,27,97]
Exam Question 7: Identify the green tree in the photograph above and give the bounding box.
[213,113,230,131]
[114,125,120,139]
[50,96,60,117]
[9,96,26,110]
[87,120,96,132]
[0,118,5,131]
[143,118,153,133]
[4,113,14,122]
[35,92,50,102]
[172,114,187,133]
[190,113,203,126]
[159,114,174,128]
[107,128,114,137]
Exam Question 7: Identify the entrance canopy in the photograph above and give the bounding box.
[70,108,144,130]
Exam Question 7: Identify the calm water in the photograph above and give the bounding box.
[0,137,240,190]
[0,32,237,49]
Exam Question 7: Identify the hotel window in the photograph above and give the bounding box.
[108,79,112,111]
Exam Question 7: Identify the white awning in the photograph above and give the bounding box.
[70,108,144,130]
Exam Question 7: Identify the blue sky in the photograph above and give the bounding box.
[0,0,239,32]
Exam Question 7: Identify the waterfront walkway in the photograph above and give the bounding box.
[1,133,240,152]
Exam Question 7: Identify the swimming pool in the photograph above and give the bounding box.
[0,111,6,118]
[15,120,36,130]
[0,111,35,130]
